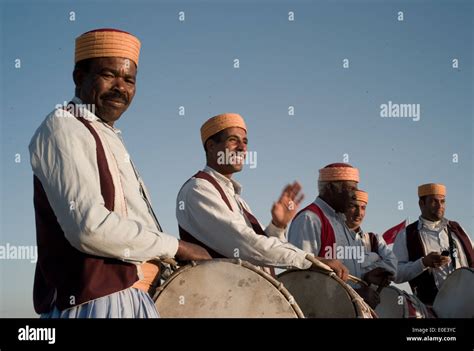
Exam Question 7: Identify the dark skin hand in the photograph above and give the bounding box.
[316,258,350,281]
[355,286,380,309]
[363,267,394,287]
[175,240,212,261]
[271,181,305,229]
[422,251,451,268]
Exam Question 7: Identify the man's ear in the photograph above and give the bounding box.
[205,139,215,153]
[73,68,85,89]
[418,198,424,210]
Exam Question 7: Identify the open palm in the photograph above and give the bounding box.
[271,181,304,228]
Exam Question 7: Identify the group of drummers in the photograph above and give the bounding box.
[29,28,473,318]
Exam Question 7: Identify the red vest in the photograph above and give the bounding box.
[405,220,474,305]
[178,171,275,276]
[33,109,138,313]
[293,202,379,258]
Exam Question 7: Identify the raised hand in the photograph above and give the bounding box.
[271,181,304,229]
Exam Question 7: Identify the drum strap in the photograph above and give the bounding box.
[179,171,276,276]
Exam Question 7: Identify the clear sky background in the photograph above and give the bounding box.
[0,0,472,317]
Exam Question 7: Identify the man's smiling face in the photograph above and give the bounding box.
[75,57,137,125]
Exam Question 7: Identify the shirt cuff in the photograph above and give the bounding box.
[291,251,313,270]
[265,221,287,241]
[418,257,428,271]
[156,235,180,259]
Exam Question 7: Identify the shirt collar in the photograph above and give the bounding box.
[71,96,122,134]
[203,166,242,195]
[314,197,347,222]
[418,216,448,231]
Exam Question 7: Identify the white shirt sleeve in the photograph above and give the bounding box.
[392,229,427,283]
[176,179,311,269]
[361,234,398,276]
[29,110,179,262]
[288,211,323,257]
[265,221,287,241]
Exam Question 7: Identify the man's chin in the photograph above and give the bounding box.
[228,164,244,173]
[232,165,244,173]
[348,221,361,229]
[96,108,124,124]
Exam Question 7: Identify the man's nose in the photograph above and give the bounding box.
[237,140,247,152]
[112,78,127,94]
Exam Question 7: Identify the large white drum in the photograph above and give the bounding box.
[375,286,433,318]
[277,269,374,318]
[433,267,474,318]
[153,259,304,318]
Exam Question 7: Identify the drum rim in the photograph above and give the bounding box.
[153,258,305,318]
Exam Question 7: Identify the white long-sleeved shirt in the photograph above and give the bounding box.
[29,97,179,263]
[288,197,388,279]
[393,216,472,288]
[353,228,398,276]
[175,166,312,269]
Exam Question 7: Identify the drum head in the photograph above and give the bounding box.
[433,267,474,318]
[376,286,405,318]
[278,270,358,318]
[154,259,302,318]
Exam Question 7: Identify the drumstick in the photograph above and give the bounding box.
[160,257,179,268]
[305,255,368,286]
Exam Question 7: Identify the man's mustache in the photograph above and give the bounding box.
[101,92,128,104]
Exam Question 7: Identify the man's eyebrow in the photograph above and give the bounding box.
[98,67,136,78]
[226,134,245,140]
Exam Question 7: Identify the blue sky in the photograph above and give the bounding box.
[0,0,472,316]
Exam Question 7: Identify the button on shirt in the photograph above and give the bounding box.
[393,216,471,288]
[176,166,312,269]
[29,97,179,263]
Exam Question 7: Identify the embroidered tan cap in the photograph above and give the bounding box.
[353,190,368,203]
[319,163,360,183]
[200,113,247,145]
[418,183,446,197]
[75,28,141,66]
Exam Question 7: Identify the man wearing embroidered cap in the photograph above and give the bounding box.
[344,190,397,290]
[393,183,473,305]
[288,164,383,308]
[176,113,349,279]
[29,29,210,318]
